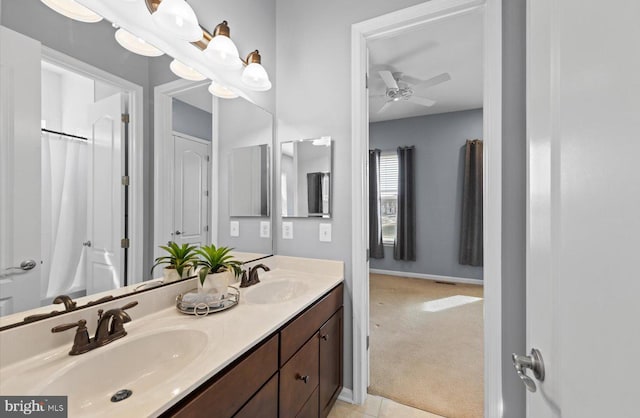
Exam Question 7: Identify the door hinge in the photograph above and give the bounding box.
[121,175,130,186]
[367,335,370,350]
[121,238,130,249]
[121,113,130,124]
[204,225,209,232]
[366,248,370,261]
[206,155,210,162]
[365,73,369,89]
[204,190,209,197]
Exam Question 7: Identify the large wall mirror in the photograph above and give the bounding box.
[0,1,274,329]
[281,137,333,218]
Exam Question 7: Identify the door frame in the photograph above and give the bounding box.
[40,46,145,285]
[350,0,503,416]
[153,79,217,264]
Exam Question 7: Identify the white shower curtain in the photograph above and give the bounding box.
[41,132,88,299]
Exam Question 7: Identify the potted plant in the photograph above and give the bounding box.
[151,242,198,283]
[195,244,242,295]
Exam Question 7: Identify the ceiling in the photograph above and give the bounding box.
[173,84,213,113]
[368,9,484,123]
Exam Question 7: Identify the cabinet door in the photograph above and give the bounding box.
[280,333,320,418]
[319,308,343,418]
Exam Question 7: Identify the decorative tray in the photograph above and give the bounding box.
[176,286,240,316]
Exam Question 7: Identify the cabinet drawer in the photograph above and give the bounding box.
[170,335,278,418]
[280,332,320,418]
[235,373,279,418]
[281,284,343,366]
[296,387,319,418]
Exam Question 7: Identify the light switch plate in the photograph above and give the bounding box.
[282,222,293,239]
[230,221,240,237]
[319,223,332,242]
[260,221,270,238]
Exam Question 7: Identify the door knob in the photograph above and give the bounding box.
[4,259,37,272]
[174,230,182,236]
[83,240,92,247]
[512,348,545,392]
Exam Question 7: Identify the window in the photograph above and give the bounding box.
[379,152,398,244]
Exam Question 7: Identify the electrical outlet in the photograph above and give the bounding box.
[282,222,293,239]
[319,223,332,242]
[230,221,240,237]
[260,221,270,238]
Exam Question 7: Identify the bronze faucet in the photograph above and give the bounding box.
[53,295,77,311]
[240,264,270,288]
[51,301,138,355]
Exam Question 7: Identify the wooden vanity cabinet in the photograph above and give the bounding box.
[162,283,343,418]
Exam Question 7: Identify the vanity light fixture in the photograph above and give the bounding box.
[204,21,242,69]
[40,0,102,23]
[170,59,206,81]
[208,80,239,99]
[151,0,202,42]
[241,50,272,92]
[115,28,164,57]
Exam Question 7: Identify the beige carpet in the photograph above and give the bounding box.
[368,273,484,418]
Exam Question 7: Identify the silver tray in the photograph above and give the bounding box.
[176,286,240,316]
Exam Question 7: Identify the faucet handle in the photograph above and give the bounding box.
[51,319,87,333]
[120,301,138,310]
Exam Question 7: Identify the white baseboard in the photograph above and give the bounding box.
[369,269,484,286]
[337,387,354,404]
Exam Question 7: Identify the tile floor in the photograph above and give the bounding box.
[328,395,446,418]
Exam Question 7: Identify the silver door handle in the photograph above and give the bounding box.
[4,259,37,272]
[174,230,182,236]
[512,348,545,392]
[83,240,92,247]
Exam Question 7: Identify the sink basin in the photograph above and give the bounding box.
[38,329,208,412]
[244,279,309,304]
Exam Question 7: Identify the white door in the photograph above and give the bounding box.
[86,93,124,294]
[173,134,209,247]
[0,27,41,315]
[525,0,640,416]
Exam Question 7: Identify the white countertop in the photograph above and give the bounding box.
[0,255,344,417]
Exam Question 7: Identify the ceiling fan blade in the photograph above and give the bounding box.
[408,96,436,107]
[378,71,399,89]
[378,101,394,114]
[413,72,451,89]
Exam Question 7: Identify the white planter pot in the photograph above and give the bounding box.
[162,267,181,283]
[198,270,233,296]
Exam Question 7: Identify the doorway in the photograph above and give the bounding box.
[350,0,503,416]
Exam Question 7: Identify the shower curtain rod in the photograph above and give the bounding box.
[41,128,88,141]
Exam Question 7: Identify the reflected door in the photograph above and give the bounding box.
[173,134,209,248]
[86,93,124,294]
[0,27,41,315]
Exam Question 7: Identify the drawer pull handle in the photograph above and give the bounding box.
[321,334,329,341]
[296,374,310,384]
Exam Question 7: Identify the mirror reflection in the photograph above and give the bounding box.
[0,0,273,329]
[229,144,270,217]
[281,137,332,218]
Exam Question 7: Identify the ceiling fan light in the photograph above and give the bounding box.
[205,28,241,69]
[152,0,202,42]
[170,59,206,81]
[40,0,102,23]
[208,80,238,99]
[115,28,164,57]
[241,63,271,91]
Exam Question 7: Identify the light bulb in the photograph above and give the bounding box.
[152,0,202,42]
[115,29,164,57]
[241,63,272,91]
[170,59,206,81]
[205,36,241,69]
[40,0,102,23]
[208,81,238,99]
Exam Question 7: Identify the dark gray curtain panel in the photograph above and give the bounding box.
[307,172,324,215]
[394,146,416,261]
[369,149,384,259]
[459,139,483,266]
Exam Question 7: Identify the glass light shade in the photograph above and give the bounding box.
[40,0,102,23]
[208,81,238,99]
[241,63,272,91]
[205,36,242,69]
[115,29,164,57]
[152,0,202,42]
[170,59,206,81]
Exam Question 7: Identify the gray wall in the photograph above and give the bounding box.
[369,109,484,281]
[276,0,527,416]
[172,99,212,141]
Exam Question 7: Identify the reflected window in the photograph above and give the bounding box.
[380,152,398,244]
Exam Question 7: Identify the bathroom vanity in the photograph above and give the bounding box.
[0,256,344,418]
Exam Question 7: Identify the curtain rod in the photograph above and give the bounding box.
[41,128,88,141]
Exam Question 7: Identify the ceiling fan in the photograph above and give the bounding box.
[373,70,451,113]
